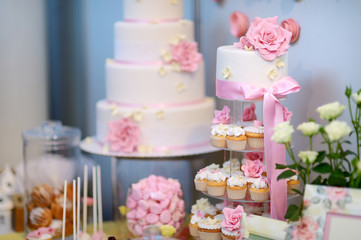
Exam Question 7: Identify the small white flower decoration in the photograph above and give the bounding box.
[244,45,253,51]
[123,112,133,118]
[176,82,186,93]
[179,20,187,25]
[171,62,181,72]
[171,0,179,4]
[138,144,153,154]
[103,144,109,153]
[268,69,278,80]
[352,92,361,104]
[133,110,143,122]
[156,110,165,120]
[222,67,232,80]
[276,58,285,68]
[324,120,351,141]
[85,137,93,144]
[158,66,167,77]
[170,34,186,45]
[150,19,159,24]
[161,49,172,62]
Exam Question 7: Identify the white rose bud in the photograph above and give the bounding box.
[324,120,351,141]
[316,101,345,121]
[297,122,321,136]
[271,121,294,144]
[357,160,361,173]
[352,92,361,104]
[298,151,318,164]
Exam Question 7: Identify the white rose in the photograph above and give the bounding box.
[352,92,361,104]
[297,122,321,136]
[324,120,352,141]
[271,121,294,144]
[298,151,318,164]
[357,160,361,173]
[316,101,345,121]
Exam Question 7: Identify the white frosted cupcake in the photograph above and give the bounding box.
[249,178,269,201]
[206,170,227,197]
[189,212,204,237]
[244,125,264,149]
[194,167,210,192]
[198,217,222,240]
[206,163,221,171]
[226,176,247,200]
[287,175,300,194]
[221,227,239,240]
[226,126,247,151]
[223,159,241,171]
[191,198,218,218]
[211,124,229,148]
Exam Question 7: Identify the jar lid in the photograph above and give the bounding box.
[22,120,81,147]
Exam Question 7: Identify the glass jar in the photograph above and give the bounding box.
[22,120,81,236]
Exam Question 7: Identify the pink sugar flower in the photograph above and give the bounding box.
[291,216,318,240]
[243,103,257,121]
[213,105,232,124]
[244,152,264,162]
[170,41,203,72]
[246,16,292,61]
[230,11,249,38]
[234,36,254,50]
[222,205,244,232]
[106,118,140,153]
[241,160,265,178]
[280,18,300,44]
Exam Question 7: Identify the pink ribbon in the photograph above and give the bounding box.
[114,59,167,66]
[124,18,181,23]
[216,77,300,220]
[107,98,206,109]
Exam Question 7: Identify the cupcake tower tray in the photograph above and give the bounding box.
[201,191,299,203]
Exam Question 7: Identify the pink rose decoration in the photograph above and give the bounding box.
[242,103,257,121]
[230,11,249,38]
[246,16,292,61]
[241,160,265,178]
[280,18,300,44]
[27,227,55,238]
[213,105,232,124]
[234,36,254,50]
[283,105,293,122]
[222,205,244,232]
[170,41,203,72]
[291,216,318,240]
[244,152,264,162]
[106,118,140,153]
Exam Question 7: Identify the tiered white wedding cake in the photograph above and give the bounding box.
[95,0,215,156]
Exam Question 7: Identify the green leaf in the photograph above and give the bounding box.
[352,157,359,167]
[308,118,315,122]
[275,163,296,170]
[313,163,333,173]
[312,175,323,185]
[329,153,340,159]
[277,170,296,181]
[315,151,326,163]
[284,204,301,221]
[341,150,356,158]
[343,171,351,177]
[342,140,352,145]
[291,189,303,195]
[328,171,347,187]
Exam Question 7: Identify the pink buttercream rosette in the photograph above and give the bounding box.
[126,175,185,237]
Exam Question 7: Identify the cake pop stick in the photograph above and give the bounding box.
[97,165,103,231]
[83,165,88,234]
[77,177,81,240]
[62,180,67,240]
[92,166,97,235]
[73,180,76,240]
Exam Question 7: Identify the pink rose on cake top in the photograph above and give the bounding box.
[243,16,292,61]
[126,175,185,237]
[241,159,265,178]
[106,117,140,153]
[213,105,232,124]
[169,40,203,72]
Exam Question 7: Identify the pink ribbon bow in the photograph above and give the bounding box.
[216,76,300,220]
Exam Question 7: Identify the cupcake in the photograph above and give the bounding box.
[194,168,210,192]
[189,210,205,237]
[26,227,54,240]
[28,207,53,230]
[206,169,227,197]
[211,124,229,148]
[244,121,264,149]
[31,184,55,208]
[226,126,247,151]
[223,159,240,172]
[198,217,222,240]
[191,198,218,218]
[226,176,247,200]
[249,178,269,201]
[287,175,300,194]
[206,163,221,171]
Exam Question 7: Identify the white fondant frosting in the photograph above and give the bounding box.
[106,60,205,105]
[96,98,214,151]
[123,0,184,21]
[216,45,288,90]
[114,20,193,62]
